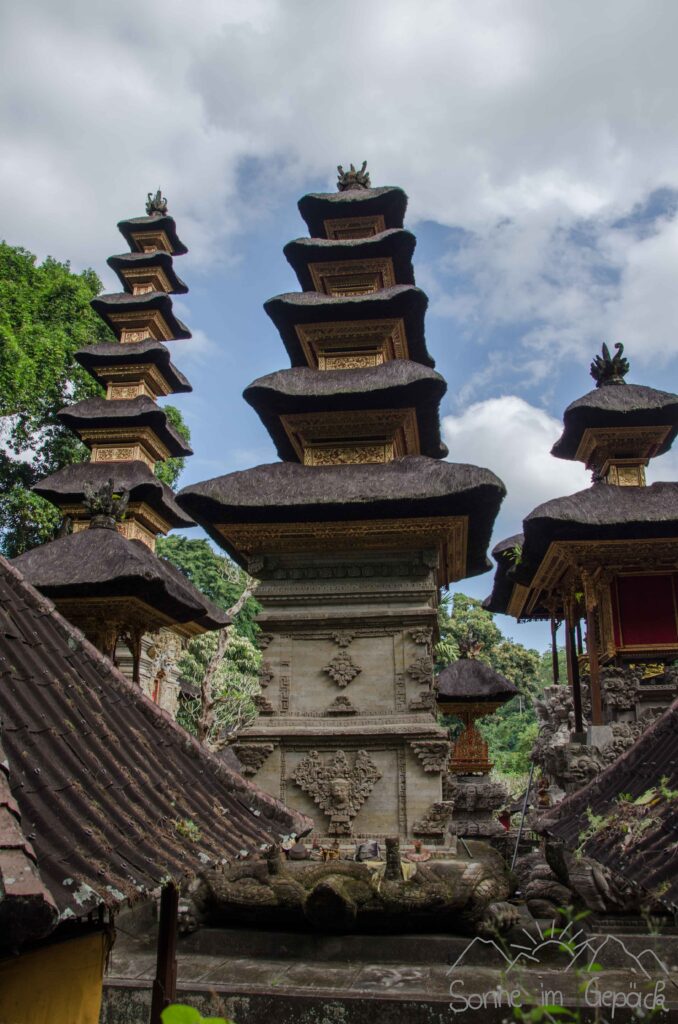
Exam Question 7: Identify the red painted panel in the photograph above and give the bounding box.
[614,574,678,647]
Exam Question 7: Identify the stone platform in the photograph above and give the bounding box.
[102,919,678,1023]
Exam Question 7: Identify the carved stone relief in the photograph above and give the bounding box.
[323,651,362,688]
[412,801,453,838]
[253,694,275,715]
[409,740,451,773]
[232,742,275,777]
[258,661,274,687]
[292,749,382,835]
[325,695,359,715]
[406,655,433,686]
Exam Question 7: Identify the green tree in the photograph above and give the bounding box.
[156,535,260,641]
[0,241,190,555]
[436,592,545,775]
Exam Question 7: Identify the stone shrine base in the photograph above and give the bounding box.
[102,915,678,1024]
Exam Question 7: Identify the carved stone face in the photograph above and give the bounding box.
[329,777,350,809]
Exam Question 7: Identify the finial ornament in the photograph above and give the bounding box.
[83,479,129,529]
[336,161,371,192]
[146,189,168,217]
[590,342,630,387]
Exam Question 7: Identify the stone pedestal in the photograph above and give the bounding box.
[234,547,450,838]
[443,774,508,838]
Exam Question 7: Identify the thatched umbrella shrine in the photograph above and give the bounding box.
[436,659,517,837]
[177,165,505,841]
[485,344,678,779]
[12,193,227,686]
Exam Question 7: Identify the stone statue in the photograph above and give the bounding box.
[83,479,129,529]
[590,342,630,387]
[146,189,168,217]
[191,838,520,936]
[292,749,381,835]
[337,161,371,191]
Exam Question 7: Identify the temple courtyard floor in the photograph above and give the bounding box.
[101,910,678,1023]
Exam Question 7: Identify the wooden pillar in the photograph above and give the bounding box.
[575,620,583,656]
[585,606,604,727]
[150,883,178,1024]
[565,613,584,734]
[550,617,560,685]
[582,572,604,727]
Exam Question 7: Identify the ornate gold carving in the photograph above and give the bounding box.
[100,363,173,398]
[606,461,647,486]
[118,519,157,550]
[409,740,451,773]
[108,383,148,400]
[119,266,174,295]
[309,258,396,297]
[575,425,670,479]
[280,407,420,465]
[129,229,173,254]
[216,516,469,586]
[292,749,381,835]
[107,308,175,343]
[323,215,386,240]
[54,596,203,640]
[295,318,409,369]
[84,426,171,466]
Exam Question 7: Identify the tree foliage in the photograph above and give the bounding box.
[436,592,552,775]
[156,535,260,641]
[0,241,190,555]
[157,536,263,746]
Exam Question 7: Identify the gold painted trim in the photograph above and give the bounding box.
[129,230,173,254]
[55,595,204,638]
[309,258,396,297]
[295,319,409,369]
[99,363,173,399]
[216,515,469,585]
[107,308,174,343]
[118,266,174,295]
[279,407,420,465]
[323,215,386,240]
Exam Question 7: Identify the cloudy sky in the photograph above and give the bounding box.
[2,0,678,649]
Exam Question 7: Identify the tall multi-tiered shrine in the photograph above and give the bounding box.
[13,192,227,700]
[179,165,504,839]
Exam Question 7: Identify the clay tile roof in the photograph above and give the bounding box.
[11,529,228,631]
[264,285,434,369]
[243,362,448,461]
[436,659,519,703]
[297,186,408,237]
[0,555,310,937]
[537,697,678,911]
[283,229,416,291]
[552,383,678,461]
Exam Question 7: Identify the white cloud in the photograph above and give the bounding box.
[442,396,589,542]
[2,0,678,393]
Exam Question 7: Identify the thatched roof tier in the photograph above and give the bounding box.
[298,186,408,237]
[107,250,188,294]
[177,455,505,577]
[75,339,192,394]
[243,362,448,461]
[117,213,188,255]
[517,481,678,582]
[0,555,308,947]
[11,529,227,631]
[90,291,191,341]
[552,383,678,461]
[283,229,416,291]
[537,696,678,912]
[482,533,524,614]
[57,396,193,457]
[34,461,194,529]
[264,286,434,368]
[436,659,519,703]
